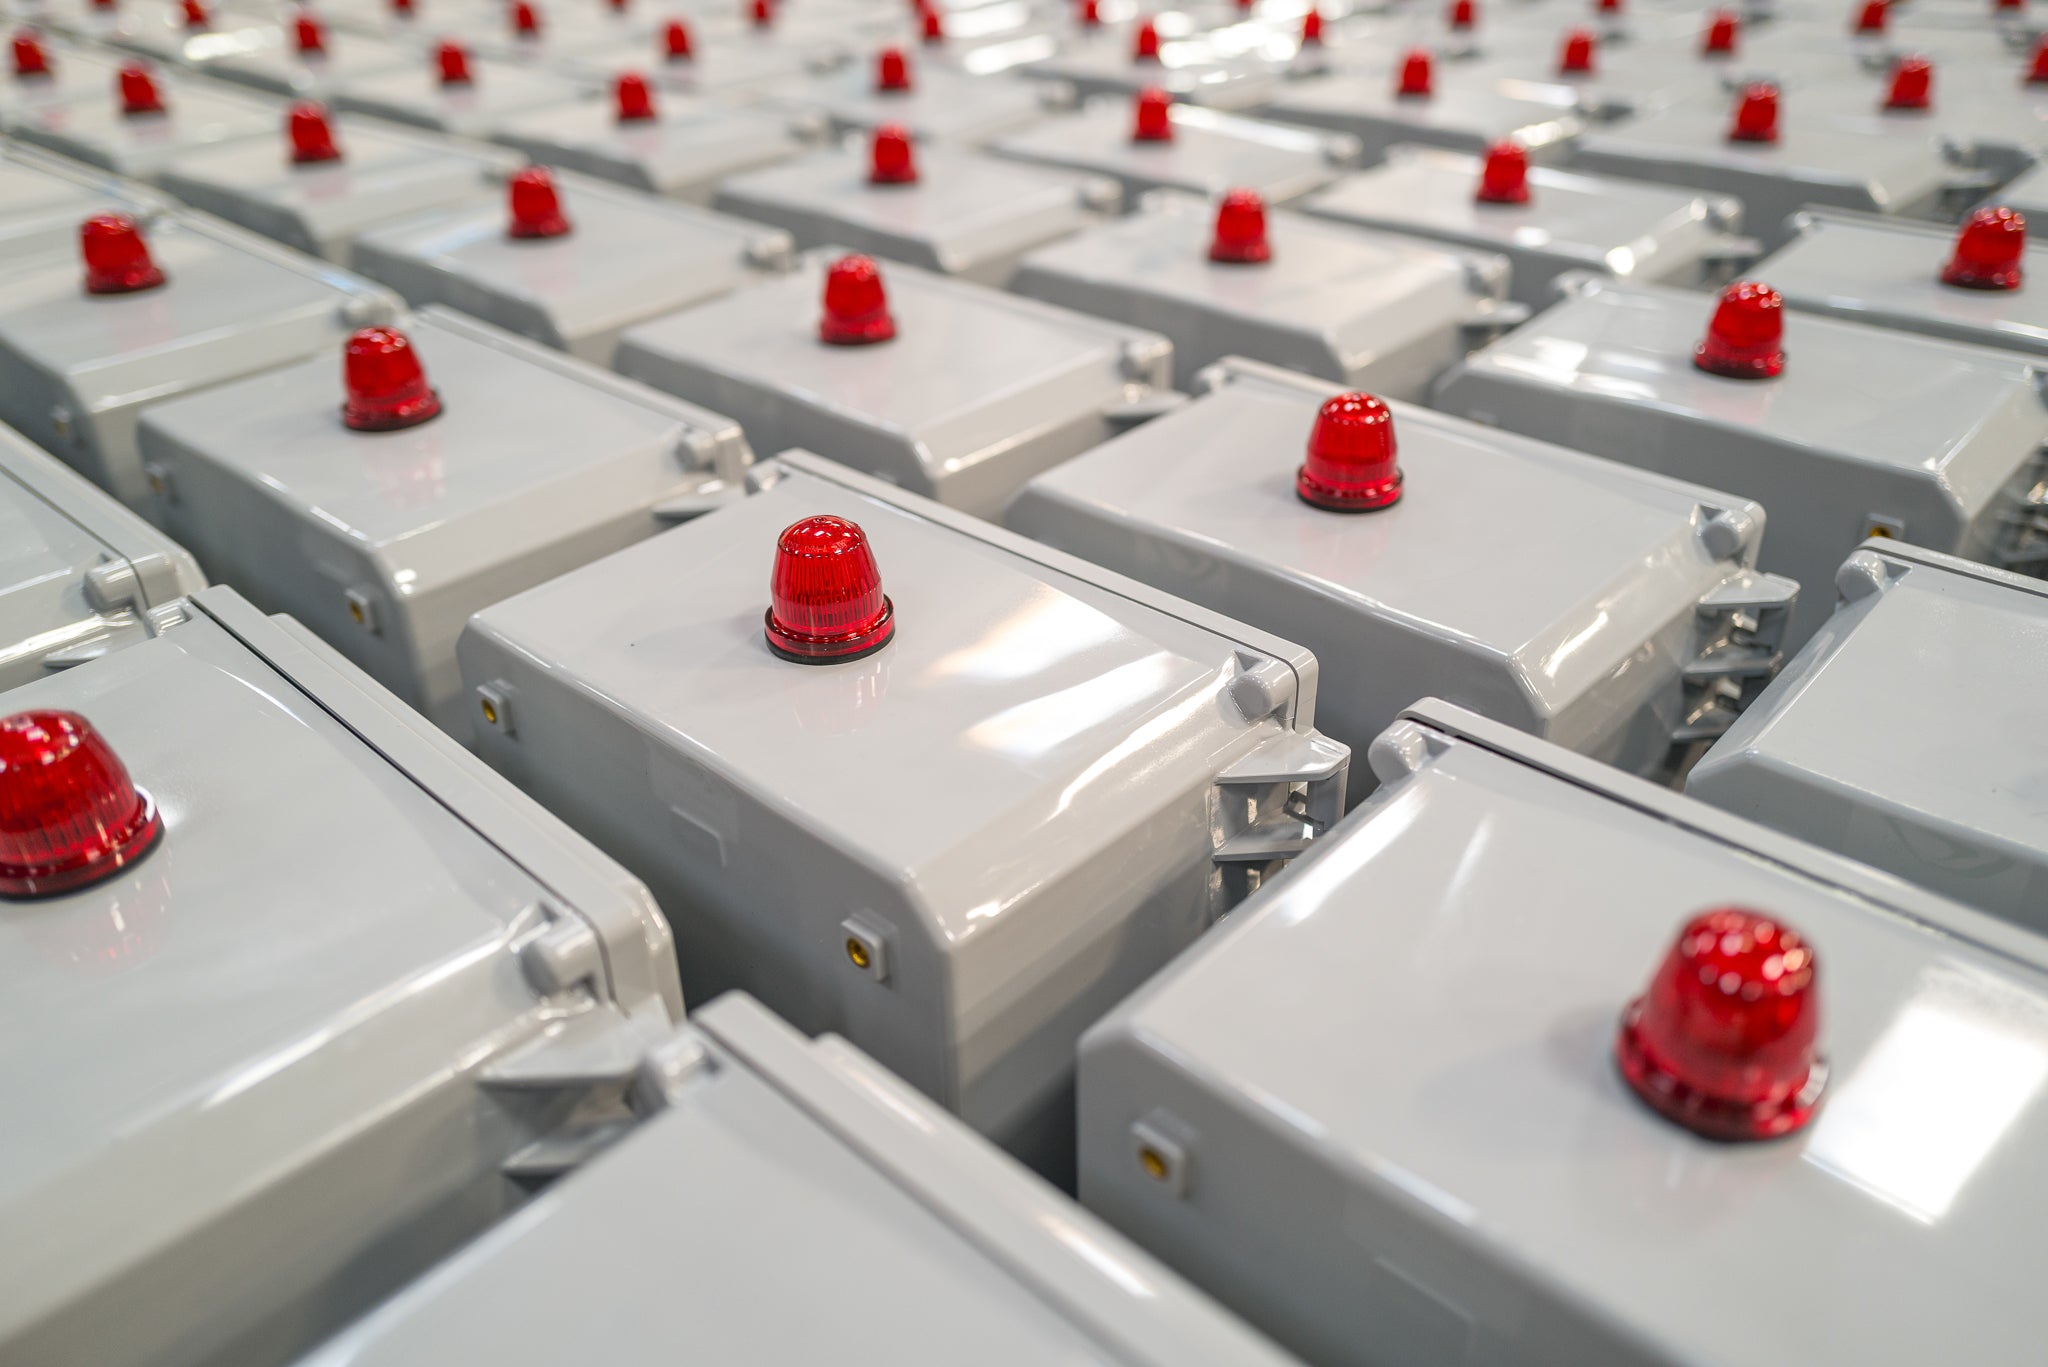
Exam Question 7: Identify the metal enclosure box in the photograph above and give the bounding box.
[1019,29,1284,112]
[156,115,519,262]
[1301,145,1752,308]
[1755,209,2048,360]
[1690,540,2048,935]
[1011,191,1514,394]
[1992,159,2048,219]
[295,994,1300,1367]
[1570,97,1961,249]
[0,40,121,116]
[560,34,828,99]
[203,27,415,96]
[774,60,1053,143]
[0,585,681,1367]
[332,55,588,137]
[6,72,279,177]
[613,249,1175,519]
[1432,277,2048,650]
[0,143,167,254]
[1255,69,1587,164]
[457,451,1349,1176]
[713,141,1120,285]
[0,208,399,513]
[138,307,751,736]
[352,171,792,366]
[0,418,204,690]
[990,99,1358,209]
[1079,697,2048,1367]
[490,96,819,203]
[1010,358,1794,791]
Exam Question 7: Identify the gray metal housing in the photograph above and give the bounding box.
[3,72,280,178]
[331,56,589,137]
[1432,276,2048,650]
[1080,697,2048,1366]
[156,115,521,262]
[138,307,752,737]
[1254,70,1588,165]
[1011,190,1516,395]
[0,418,205,690]
[1009,357,1794,794]
[0,141,170,255]
[296,993,1302,1367]
[612,247,1176,519]
[1754,208,2048,360]
[352,169,793,366]
[457,451,1349,1177]
[1690,539,2048,935]
[769,61,1057,143]
[0,585,681,1367]
[712,140,1121,286]
[0,205,400,513]
[989,98,1360,210]
[489,96,822,203]
[1300,145,1754,309]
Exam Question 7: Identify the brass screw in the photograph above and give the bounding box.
[347,598,366,625]
[1867,524,1894,539]
[1138,1145,1169,1181]
[480,697,498,726]
[846,937,871,970]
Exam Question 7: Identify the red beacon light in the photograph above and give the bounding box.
[118,62,164,116]
[1297,392,1402,511]
[1943,206,2025,291]
[294,11,325,55]
[765,515,896,664]
[510,0,540,37]
[663,19,692,60]
[436,41,472,86]
[391,0,414,18]
[1559,28,1594,74]
[341,326,442,431]
[1300,8,1323,45]
[507,164,571,239]
[287,102,341,164]
[1476,140,1529,204]
[81,213,165,295]
[1078,0,1101,27]
[1727,81,1778,143]
[0,711,163,898]
[1209,188,1271,263]
[876,46,911,91]
[1694,280,1785,379]
[1132,84,1173,141]
[180,0,208,30]
[921,6,944,42]
[615,71,655,122]
[1447,0,1475,29]
[1596,0,1622,14]
[12,29,51,78]
[819,253,896,345]
[1852,0,1886,32]
[870,123,917,184]
[1133,17,1161,61]
[750,0,772,28]
[1396,47,1432,97]
[2028,35,2048,85]
[1617,908,1825,1141]
[1701,9,1737,54]
[1884,53,1930,109]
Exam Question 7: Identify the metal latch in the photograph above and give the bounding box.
[1673,570,1798,743]
[1212,730,1349,866]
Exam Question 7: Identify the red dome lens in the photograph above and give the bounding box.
[1852,0,1886,32]
[81,213,165,295]
[511,0,539,36]
[1209,188,1272,263]
[921,6,943,41]
[663,19,692,59]
[287,101,341,164]
[1702,9,1737,54]
[876,45,910,90]
[0,711,162,898]
[13,29,50,78]
[1300,8,1323,45]
[294,11,325,54]
[1078,0,1101,27]
[1943,205,2025,290]
[1133,17,1160,60]
[1297,391,1402,511]
[1617,908,1825,1141]
[180,0,207,30]
[2030,36,2048,84]
[392,0,413,16]
[1694,279,1786,379]
[1884,54,1930,109]
[1396,47,1432,96]
[1447,0,1475,29]
[507,164,571,238]
[615,70,655,121]
[750,0,772,27]
[436,41,471,85]
[765,515,896,663]
[1559,27,1594,73]
[117,62,163,116]
[1476,139,1529,204]
[1132,84,1173,141]
[819,253,896,345]
[1727,81,1778,142]
[870,123,917,184]
[342,326,442,431]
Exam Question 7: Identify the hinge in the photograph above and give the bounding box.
[1212,730,1349,866]
[1673,570,1797,743]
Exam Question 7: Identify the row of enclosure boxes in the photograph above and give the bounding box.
[6,0,2048,1362]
